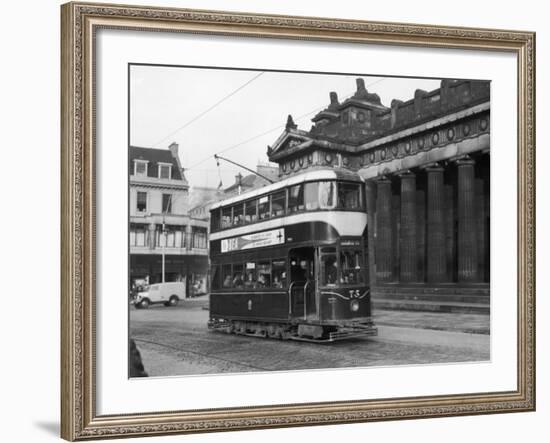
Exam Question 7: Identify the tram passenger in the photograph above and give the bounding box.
[223,274,232,288]
[244,272,256,289]
[273,275,283,288]
[232,273,244,288]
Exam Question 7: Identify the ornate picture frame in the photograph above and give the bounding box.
[61,2,535,440]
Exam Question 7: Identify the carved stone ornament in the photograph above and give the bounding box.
[61,3,535,440]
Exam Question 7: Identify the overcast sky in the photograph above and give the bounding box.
[130,65,441,189]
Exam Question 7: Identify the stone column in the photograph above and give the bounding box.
[399,172,417,282]
[444,183,456,282]
[375,178,394,282]
[476,178,487,282]
[416,189,426,282]
[365,181,377,285]
[392,194,401,280]
[426,165,446,283]
[457,157,478,282]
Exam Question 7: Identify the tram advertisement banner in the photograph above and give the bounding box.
[221,228,285,253]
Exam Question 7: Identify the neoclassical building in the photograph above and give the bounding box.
[267,78,490,312]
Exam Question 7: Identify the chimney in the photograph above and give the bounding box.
[168,142,179,158]
[329,91,339,109]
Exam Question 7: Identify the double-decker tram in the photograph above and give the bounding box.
[207,169,377,342]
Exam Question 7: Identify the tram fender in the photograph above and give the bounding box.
[297,324,324,339]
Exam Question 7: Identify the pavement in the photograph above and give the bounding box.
[373,309,490,335]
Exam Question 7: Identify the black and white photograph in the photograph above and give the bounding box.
[128,66,491,377]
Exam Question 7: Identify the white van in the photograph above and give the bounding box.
[135,282,185,309]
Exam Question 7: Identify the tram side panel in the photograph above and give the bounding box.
[210,291,290,323]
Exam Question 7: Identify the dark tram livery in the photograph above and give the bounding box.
[208,169,377,342]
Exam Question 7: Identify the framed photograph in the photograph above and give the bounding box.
[61,1,535,440]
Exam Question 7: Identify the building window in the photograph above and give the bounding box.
[158,163,172,179]
[134,160,148,176]
[156,225,185,248]
[162,194,172,214]
[193,227,207,249]
[129,223,148,247]
[136,191,147,213]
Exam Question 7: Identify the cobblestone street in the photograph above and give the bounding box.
[130,298,490,377]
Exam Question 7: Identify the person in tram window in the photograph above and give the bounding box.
[273,275,282,288]
[232,273,244,288]
[223,274,232,288]
[257,273,267,288]
[244,272,256,289]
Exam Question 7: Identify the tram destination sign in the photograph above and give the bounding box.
[221,228,285,253]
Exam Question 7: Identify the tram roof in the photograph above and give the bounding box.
[210,168,363,210]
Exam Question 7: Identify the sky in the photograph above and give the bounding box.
[130,65,441,189]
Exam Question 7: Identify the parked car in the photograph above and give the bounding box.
[134,282,185,309]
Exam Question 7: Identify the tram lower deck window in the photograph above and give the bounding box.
[340,249,365,284]
[272,259,286,288]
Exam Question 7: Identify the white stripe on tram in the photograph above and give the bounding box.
[209,211,367,241]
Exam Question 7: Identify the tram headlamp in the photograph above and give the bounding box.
[350,300,360,312]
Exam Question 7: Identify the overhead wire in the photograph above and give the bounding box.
[150,71,266,148]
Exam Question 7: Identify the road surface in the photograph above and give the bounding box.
[130,301,490,377]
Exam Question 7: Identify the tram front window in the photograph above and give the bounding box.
[304,182,319,210]
[340,249,364,285]
[338,182,363,210]
[321,248,338,286]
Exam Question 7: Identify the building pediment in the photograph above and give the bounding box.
[267,129,313,160]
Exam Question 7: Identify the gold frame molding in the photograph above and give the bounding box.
[61,2,536,440]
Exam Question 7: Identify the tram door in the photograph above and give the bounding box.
[289,247,318,321]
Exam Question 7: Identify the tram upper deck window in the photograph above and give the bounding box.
[271,190,286,217]
[245,199,258,223]
[318,181,337,209]
[288,184,304,213]
[340,249,365,285]
[221,206,232,229]
[338,182,363,210]
[233,203,244,226]
[258,195,270,220]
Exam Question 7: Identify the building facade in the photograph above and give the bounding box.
[129,143,209,296]
[267,78,490,311]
